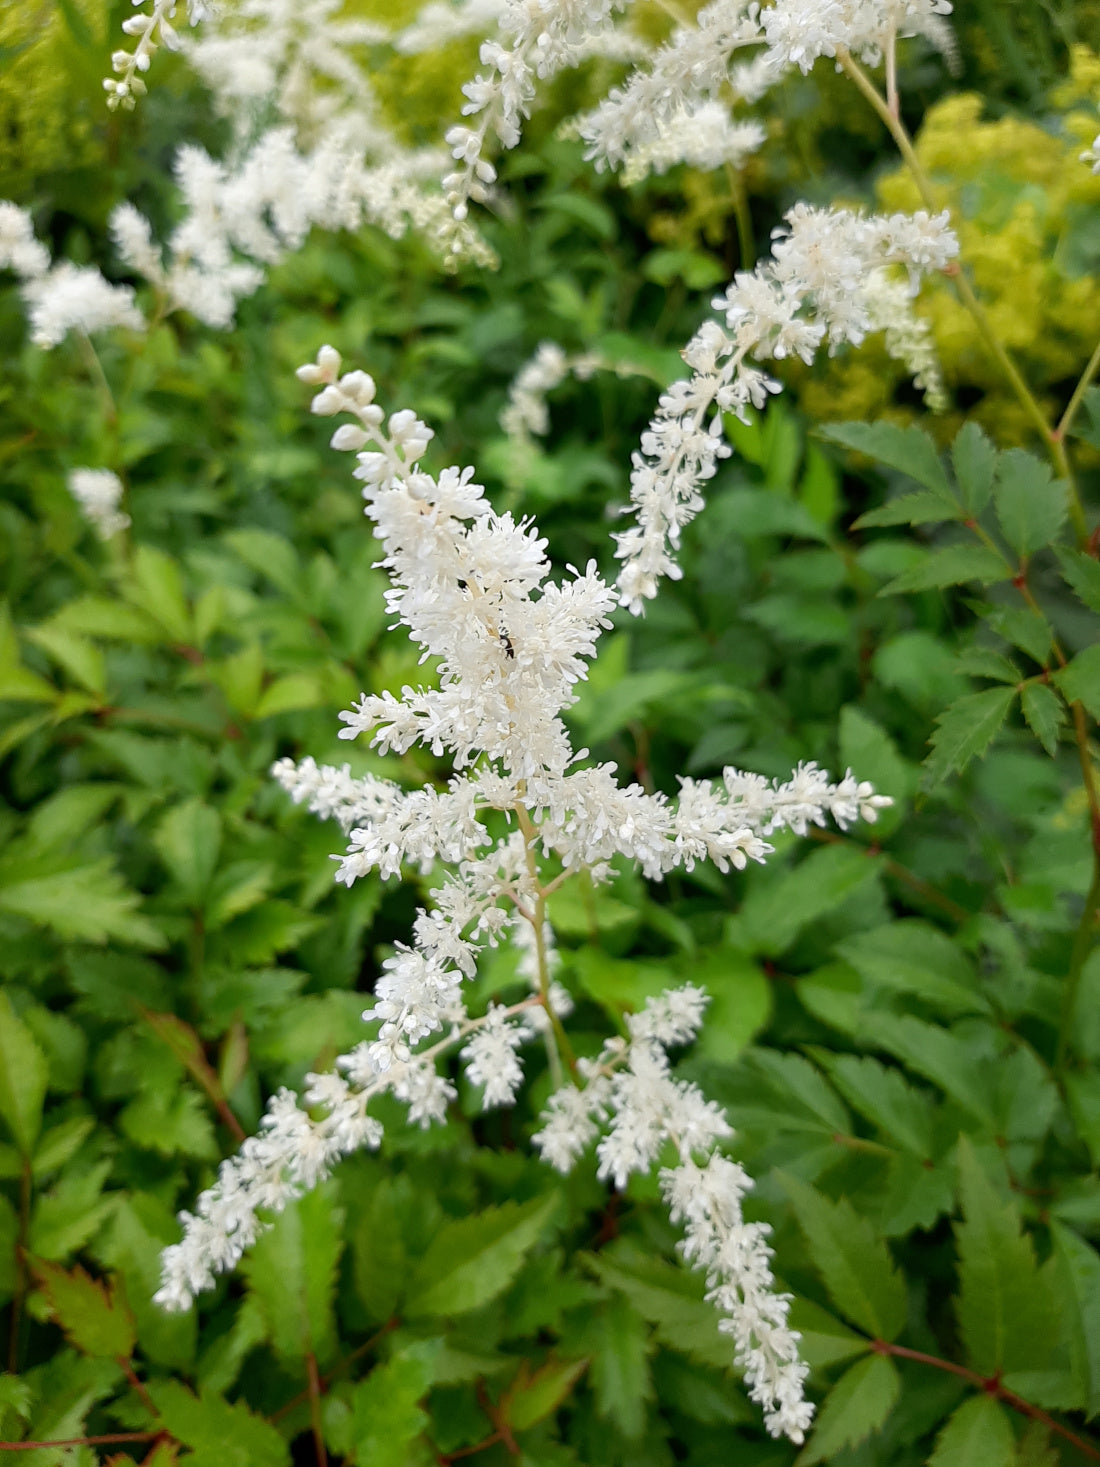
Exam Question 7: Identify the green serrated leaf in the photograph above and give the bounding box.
[244,1185,344,1367]
[225,528,302,598]
[153,798,222,906]
[0,857,164,947]
[348,1347,433,1467]
[823,421,953,497]
[736,843,881,957]
[928,1394,1015,1467]
[925,686,1017,785]
[0,993,48,1155]
[993,449,1067,558]
[1020,682,1065,756]
[952,421,999,515]
[854,491,963,529]
[1054,645,1100,720]
[584,1292,653,1439]
[978,604,1052,664]
[124,546,191,643]
[787,1296,871,1370]
[254,672,326,719]
[859,1013,994,1124]
[406,1193,558,1318]
[956,647,1022,683]
[30,1260,135,1359]
[881,543,1011,595]
[25,626,105,697]
[33,1117,94,1179]
[836,920,986,1017]
[809,1052,935,1157]
[507,1357,589,1433]
[796,1353,899,1465]
[1056,548,1100,614]
[149,1379,290,1467]
[955,1137,1059,1375]
[585,1244,728,1368]
[95,1195,197,1371]
[1051,1223,1100,1419]
[782,1175,906,1339]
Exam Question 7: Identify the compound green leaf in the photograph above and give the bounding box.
[1054,645,1100,720]
[796,1353,899,1465]
[243,1185,344,1367]
[809,1051,935,1157]
[1051,1223,1100,1418]
[0,857,164,948]
[585,1244,728,1367]
[881,543,1011,595]
[149,1380,290,1467]
[924,686,1017,785]
[506,1356,589,1433]
[348,1349,434,1467]
[1020,682,1065,756]
[823,422,953,497]
[836,920,986,1017]
[153,798,222,906]
[854,491,963,529]
[951,421,999,515]
[406,1193,558,1318]
[30,1259,135,1359]
[993,449,1067,558]
[0,992,47,1155]
[1056,547,1100,614]
[585,1292,653,1439]
[782,1175,906,1340]
[928,1394,1015,1467]
[860,1013,994,1124]
[955,1138,1059,1375]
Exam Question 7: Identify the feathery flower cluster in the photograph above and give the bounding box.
[614,203,958,612]
[452,0,954,202]
[183,0,388,141]
[443,0,628,229]
[67,469,130,541]
[0,203,143,349]
[158,347,891,1446]
[500,341,601,442]
[534,986,812,1442]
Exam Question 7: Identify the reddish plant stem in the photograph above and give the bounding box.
[306,1353,328,1467]
[119,1358,159,1418]
[873,1340,1100,1459]
[808,827,970,924]
[0,1433,162,1452]
[270,1318,400,1423]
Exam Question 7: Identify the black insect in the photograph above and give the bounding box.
[500,629,515,659]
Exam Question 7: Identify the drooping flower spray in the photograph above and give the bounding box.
[156,345,891,1443]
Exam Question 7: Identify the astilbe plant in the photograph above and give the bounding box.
[154,344,891,1444]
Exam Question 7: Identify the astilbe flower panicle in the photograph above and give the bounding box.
[156,346,892,1447]
[614,203,958,611]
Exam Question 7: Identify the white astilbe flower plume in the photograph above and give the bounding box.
[449,0,955,216]
[615,203,958,612]
[157,347,892,1446]
[534,986,813,1443]
[68,469,130,541]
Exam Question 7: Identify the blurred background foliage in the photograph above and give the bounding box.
[1,2,1100,1465]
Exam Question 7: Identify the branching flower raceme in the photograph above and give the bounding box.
[156,345,891,1446]
[614,203,958,612]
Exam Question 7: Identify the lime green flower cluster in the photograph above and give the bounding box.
[800,47,1100,446]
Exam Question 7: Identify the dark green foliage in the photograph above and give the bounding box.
[1,6,1099,1467]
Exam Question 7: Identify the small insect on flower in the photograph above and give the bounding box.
[500,627,515,659]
